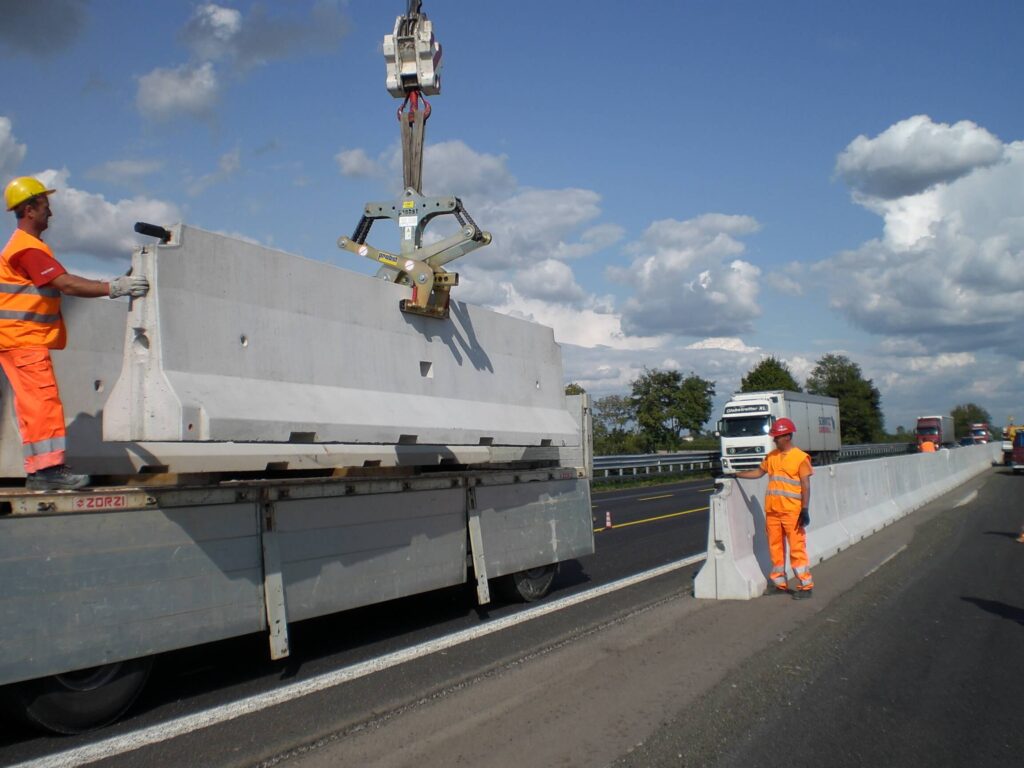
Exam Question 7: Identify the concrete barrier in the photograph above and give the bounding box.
[103,225,579,447]
[694,444,1000,599]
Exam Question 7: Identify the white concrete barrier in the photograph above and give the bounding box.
[103,225,579,447]
[694,444,1000,599]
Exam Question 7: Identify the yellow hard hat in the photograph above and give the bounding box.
[4,176,56,211]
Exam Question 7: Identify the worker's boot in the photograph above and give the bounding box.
[26,464,90,491]
[791,588,813,600]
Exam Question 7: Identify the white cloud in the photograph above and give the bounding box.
[764,271,804,296]
[86,159,164,184]
[180,2,348,71]
[33,169,181,263]
[0,0,86,56]
[422,141,517,199]
[512,259,587,305]
[335,148,381,178]
[188,148,241,196]
[137,62,220,121]
[686,337,760,354]
[0,117,27,180]
[836,115,1004,200]
[821,126,1024,358]
[610,214,763,338]
[180,4,243,61]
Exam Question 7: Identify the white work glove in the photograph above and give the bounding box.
[109,275,149,299]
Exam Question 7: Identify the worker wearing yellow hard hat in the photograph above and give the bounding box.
[1,176,151,490]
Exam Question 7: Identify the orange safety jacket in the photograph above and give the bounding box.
[0,229,66,350]
[761,446,811,515]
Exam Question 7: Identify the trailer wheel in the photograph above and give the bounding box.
[8,657,153,735]
[496,564,557,603]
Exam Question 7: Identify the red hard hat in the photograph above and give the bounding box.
[769,417,796,437]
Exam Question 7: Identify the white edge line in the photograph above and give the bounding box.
[863,544,908,579]
[954,490,978,508]
[14,552,707,768]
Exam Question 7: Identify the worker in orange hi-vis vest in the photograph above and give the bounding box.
[920,440,937,453]
[1,177,150,491]
[734,417,814,599]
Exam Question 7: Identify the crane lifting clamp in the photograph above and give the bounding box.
[384,1,442,98]
[338,190,491,320]
[339,2,489,320]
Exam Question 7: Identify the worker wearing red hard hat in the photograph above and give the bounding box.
[734,416,814,599]
[1,177,150,490]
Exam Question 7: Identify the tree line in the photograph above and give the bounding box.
[566,354,993,455]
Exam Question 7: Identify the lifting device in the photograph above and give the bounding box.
[338,0,490,319]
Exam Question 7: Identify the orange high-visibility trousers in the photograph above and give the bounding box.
[0,347,67,473]
[766,509,813,591]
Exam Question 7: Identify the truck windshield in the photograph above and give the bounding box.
[720,416,770,438]
[916,427,939,435]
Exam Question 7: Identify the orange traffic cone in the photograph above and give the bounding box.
[605,511,612,530]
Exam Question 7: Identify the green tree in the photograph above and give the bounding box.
[630,368,716,450]
[805,354,883,443]
[592,395,641,455]
[951,403,992,439]
[564,382,586,396]
[740,356,801,393]
[678,373,717,436]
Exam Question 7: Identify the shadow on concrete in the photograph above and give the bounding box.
[982,530,1022,540]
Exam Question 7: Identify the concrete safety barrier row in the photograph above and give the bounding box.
[693,443,1001,599]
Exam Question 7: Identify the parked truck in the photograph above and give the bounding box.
[716,390,841,475]
[0,2,595,734]
[1001,420,1020,465]
[915,414,955,450]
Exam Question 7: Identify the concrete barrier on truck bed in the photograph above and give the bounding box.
[694,443,1000,600]
[0,226,586,478]
[103,225,578,448]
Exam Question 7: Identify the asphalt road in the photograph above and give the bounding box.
[617,468,1024,768]
[0,478,712,764]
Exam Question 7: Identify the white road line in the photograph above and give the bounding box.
[13,553,707,768]
[954,490,978,508]
[863,544,908,579]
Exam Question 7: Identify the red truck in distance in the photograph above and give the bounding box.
[969,423,990,444]
[915,414,955,449]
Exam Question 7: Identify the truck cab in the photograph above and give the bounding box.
[717,398,774,474]
[717,390,840,475]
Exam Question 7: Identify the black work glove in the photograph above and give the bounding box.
[798,508,810,528]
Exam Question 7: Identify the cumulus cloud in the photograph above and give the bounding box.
[137,62,220,121]
[33,169,181,262]
[686,337,760,354]
[422,141,517,199]
[0,0,86,57]
[836,115,1004,200]
[821,120,1024,358]
[609,214,763,338]
[0,117,27,179]
[513,259,587,305]
[139,3,348,122]
[180,2,348,70]
[335,148,382,178]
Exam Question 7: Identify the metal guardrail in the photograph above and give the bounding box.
[592,444,916,481]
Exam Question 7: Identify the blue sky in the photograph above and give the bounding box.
[2,1,1022,433]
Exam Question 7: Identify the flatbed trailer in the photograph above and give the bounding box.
[0,458,593,733]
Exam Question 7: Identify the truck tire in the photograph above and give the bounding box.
[7,657,153,734]
[495,564,557,603]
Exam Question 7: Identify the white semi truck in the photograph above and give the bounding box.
[0,3,594,734]
[716,390,841,475]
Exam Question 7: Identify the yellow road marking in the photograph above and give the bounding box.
[637,493,673,501]
[593,504,709,533]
